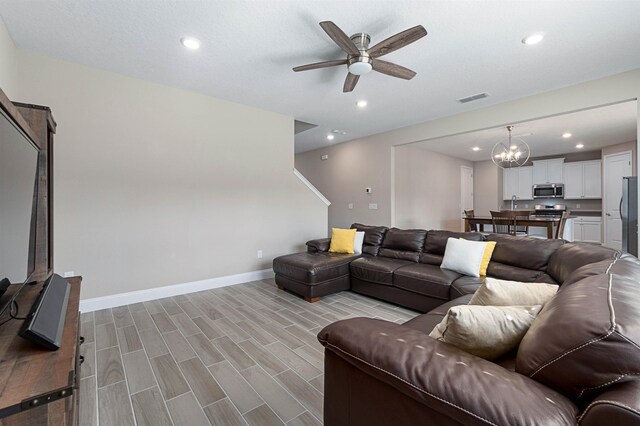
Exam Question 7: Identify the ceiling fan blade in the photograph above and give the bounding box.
[293,59,348,72]
[372,59,417,80]
[343,73,360,92]
[368,25,427,58]
[319,21,360,55]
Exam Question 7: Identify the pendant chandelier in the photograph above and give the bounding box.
[491,125,530,168]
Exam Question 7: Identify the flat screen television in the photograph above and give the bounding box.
[0,105,39,318]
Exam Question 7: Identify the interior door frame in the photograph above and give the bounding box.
[603,150,632,248]
[460,166,474,232]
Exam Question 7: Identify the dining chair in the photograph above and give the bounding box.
[555,210,570,239]
[464,209,475,232]
[490,210,519,235]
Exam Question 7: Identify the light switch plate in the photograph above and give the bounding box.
[368,203,378,210]
[348,203,353,209]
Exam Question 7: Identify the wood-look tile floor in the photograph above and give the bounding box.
[79,278,419,426]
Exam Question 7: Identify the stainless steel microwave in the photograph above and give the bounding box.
[533,183,564,199]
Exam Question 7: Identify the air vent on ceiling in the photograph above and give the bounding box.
[457,93,489,104]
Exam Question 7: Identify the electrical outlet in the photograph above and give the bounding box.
[576,203,581,208]
[257,250,263,259]
[63,271,75,278]
[348,203,353,209]
[368,203,378,210]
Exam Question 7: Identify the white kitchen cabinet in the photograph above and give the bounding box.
[533,158,564,184]
[503,166,533,200]
[517,166,534,200]
[563,160,602,199]
[573,216,602,244]
[583,161,602,198]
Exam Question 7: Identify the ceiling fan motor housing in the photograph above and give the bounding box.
[348,33,372,75]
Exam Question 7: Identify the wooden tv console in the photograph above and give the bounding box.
[0,277,82,425]
[0,88,82,424]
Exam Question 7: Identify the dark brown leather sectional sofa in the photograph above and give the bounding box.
[274,223,565,311]
[274,224,640,425]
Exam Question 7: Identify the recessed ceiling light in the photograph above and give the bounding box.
[356,100,368,108]
[180,37,201,50]
[327,134,335,140]
[562,132,572,138]
[576,143,584,149]
[522,33,544,45]
[472,146,480,151]
[331,129,340,133]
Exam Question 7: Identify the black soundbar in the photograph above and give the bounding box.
[19,274,70,350]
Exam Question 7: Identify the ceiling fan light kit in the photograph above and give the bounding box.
[293,21,428,92]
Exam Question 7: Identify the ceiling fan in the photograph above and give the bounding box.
[293,21,428,93]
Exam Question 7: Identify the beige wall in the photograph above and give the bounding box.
[295,70,640,229]
[13,50,327,300]
[0,18,16,98]
[295,141,389,229]
[473,160,501,217]
[394,146,472,230]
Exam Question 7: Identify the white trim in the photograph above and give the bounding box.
[390,146,396,227]
[602,150,633,248]
[293,168,331,206]
[79,268,275,312]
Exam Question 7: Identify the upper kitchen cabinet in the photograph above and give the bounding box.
[503,166,534,200]
[564,160,602,199]
[533,158,564,184]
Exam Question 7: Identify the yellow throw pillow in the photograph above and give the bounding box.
[479,241,496,276]
[329,228,357,254]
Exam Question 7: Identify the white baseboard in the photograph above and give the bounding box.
[79,268,275,312]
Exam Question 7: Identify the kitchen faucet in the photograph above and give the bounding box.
[511,195,517,210]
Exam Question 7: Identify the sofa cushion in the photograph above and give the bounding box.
[547,242,619,284]
[486,262,546,282]
[486,234,564,271]
[350,256,415,286]
[402,295,473,333]
[272,252,358,284]
[419,253,443,265]
[516,256,640,400]
[350,223,388,246]
[382,228,428,251]
[393,264,462,300]
[430,304,542,361]
[423,230,483,256]
[450,276,484,299]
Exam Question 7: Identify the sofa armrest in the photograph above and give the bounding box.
[578,380,640,425]
[306,238,331,253]
[318,318,578,426]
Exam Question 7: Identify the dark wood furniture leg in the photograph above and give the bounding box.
[305,296,321,303]
[547,223,553,239]
[277,284,284,290]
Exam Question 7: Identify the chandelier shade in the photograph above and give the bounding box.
[491,125,530,168]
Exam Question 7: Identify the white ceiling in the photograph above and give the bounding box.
[409,101,637,160]
[1,1,640,153]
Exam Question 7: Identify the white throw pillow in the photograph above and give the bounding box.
[353,231,365,254]
[469,278,559,307]
[429,304,542,360]
[440,238,492,277]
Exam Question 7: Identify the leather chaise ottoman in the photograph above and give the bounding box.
[272,251,359,302]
